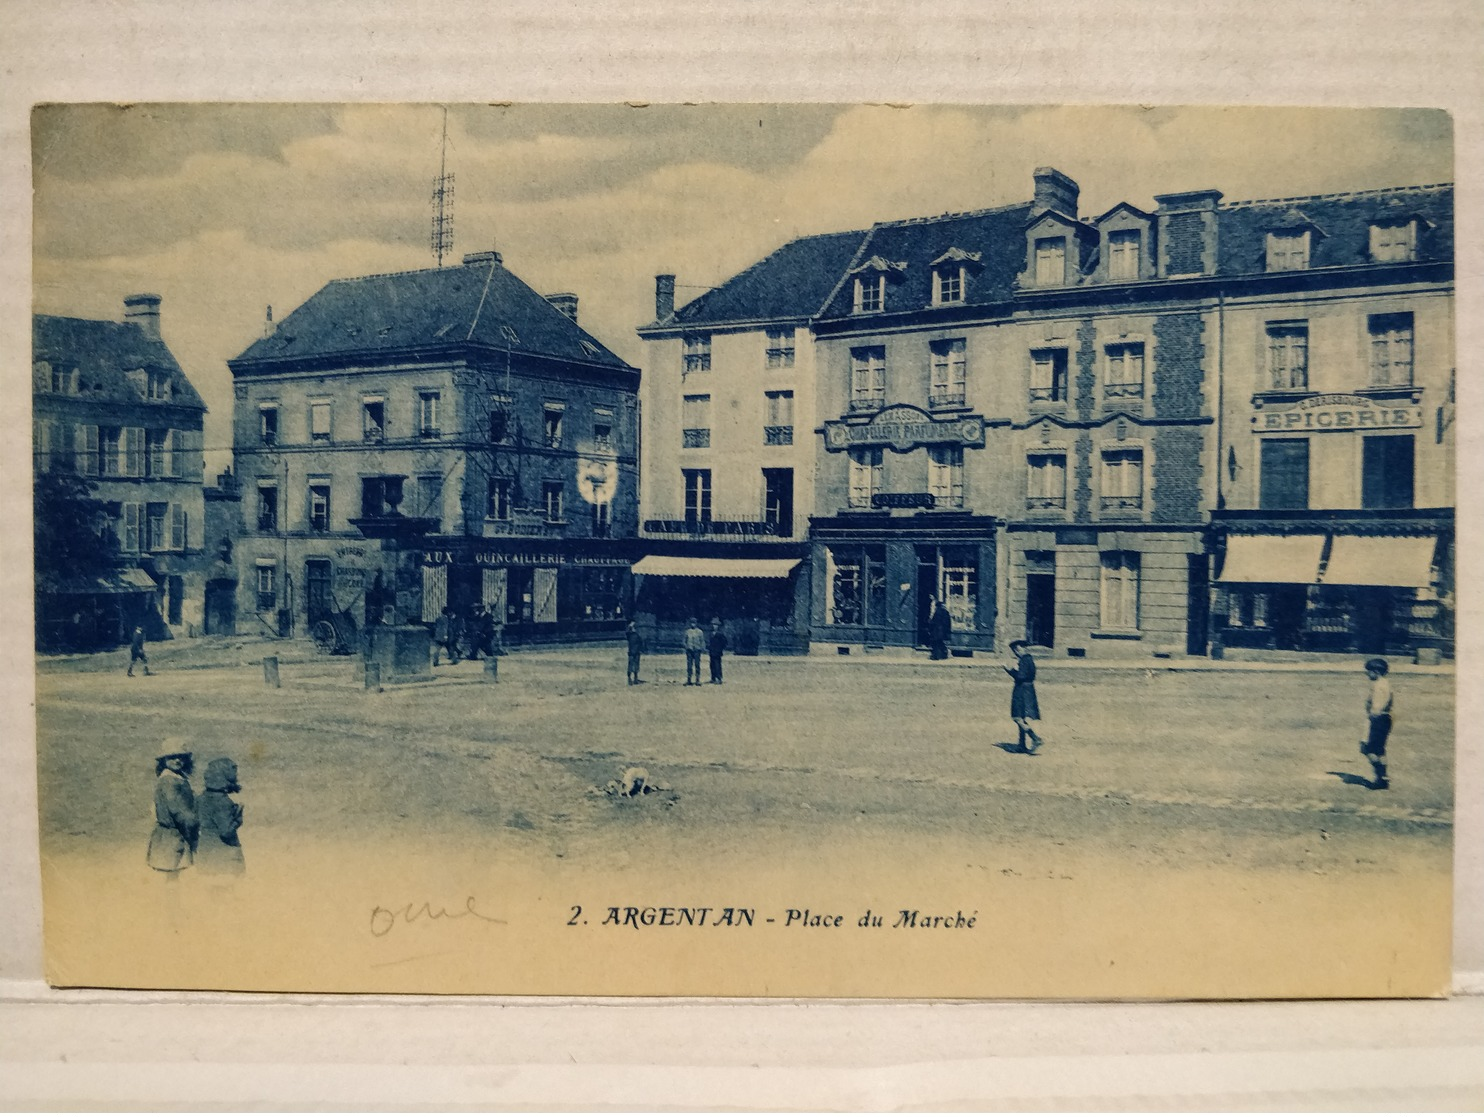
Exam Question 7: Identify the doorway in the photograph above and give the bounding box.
[305,559,333,628]
[1186,553,1209,656]
[1024,550,1056,648]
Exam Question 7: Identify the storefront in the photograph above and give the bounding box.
[1211,510,1452,657]
[419,538,633,645]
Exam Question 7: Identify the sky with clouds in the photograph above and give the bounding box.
[32,103,1451,468]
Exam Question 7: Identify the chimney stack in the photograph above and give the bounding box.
[545,292,579,322]
[655,274,676,321]
[1032,167,1080,218]
[462,250,503,267]
[124,293,162,339]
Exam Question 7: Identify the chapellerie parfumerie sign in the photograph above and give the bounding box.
[1252,393,1422,433]
[824,404,986,453]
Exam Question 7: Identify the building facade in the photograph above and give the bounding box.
[33,295,209,650]
[228,251,640,644]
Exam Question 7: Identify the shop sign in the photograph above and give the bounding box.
[1252,394,1422,433]
[643,519,781,537]
[421,549,630,568]
[824,405,985,453]
[871,492,936,510]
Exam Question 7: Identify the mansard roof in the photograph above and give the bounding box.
[32,314,205,410]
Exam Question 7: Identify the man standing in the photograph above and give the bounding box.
[625,620,645,685]
[707,617,728,684]
[928,597,952,661]
[127,624,152,677]
[147,747,198,873]
[1360,657,1394,790]
[683,617,705,686]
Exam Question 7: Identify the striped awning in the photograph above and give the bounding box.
[1216,535,1326,584]
[1323,535,1437,588]
[631,556,801,579]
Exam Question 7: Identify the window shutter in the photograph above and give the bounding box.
[74,424,95,476]
[171,504,187,551]
[123,503,141,552]
[162,430,175,477]
[124,427,144,477]
[421,564,447,622]
[482,567,508,616]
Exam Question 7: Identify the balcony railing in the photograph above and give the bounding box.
[848,397,884,414]
[764,425,793,446]
[682,428,711,449]
[1026,496,1067,510]
[929,391,967,409]
[1103,382,1144,399]
[1100,495,1143,512]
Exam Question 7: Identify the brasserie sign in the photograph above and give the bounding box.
[1252,393,1422,433]
[824,404,985,453]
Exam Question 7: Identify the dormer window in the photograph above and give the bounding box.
[1370,220,1418,263]
[933,267,964,305]
[1266,230,1311,272]
[1034,237,1067,286]
[854,275,885,313]
[1107,229,1141,281]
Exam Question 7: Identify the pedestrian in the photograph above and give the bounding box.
[448,607,465,665]
[127,624,152,676]
[626,620,645,685]
[147,746,198,873]
[683,617,705,686]
[433,606,452,666]
[1004,638,1044,754]
[475,604,496,660]
[1360,657,1393,790]
[707,617,728,684]
[928,597,952,661]
[196,757,246,877]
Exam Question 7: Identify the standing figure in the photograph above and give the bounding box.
[127,624,152,677]
[625,621,645,685]
[1004,639,1044,754]
[475,604,496,660]
[1360,657,1393,790]
[683,617,706,686]
[433,607,452,666]
[447,608,465,665]
[928,597,953,661]
[147,748,198,872]
[197,757,246,876]
[707,618,728,684]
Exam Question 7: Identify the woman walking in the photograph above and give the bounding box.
[1004,639,1044,754]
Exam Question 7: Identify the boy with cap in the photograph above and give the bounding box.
[1360,657,1394,790]
[683,618,705,686]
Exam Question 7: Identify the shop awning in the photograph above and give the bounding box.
[1322,535,1437,588]
[1216,534,1326,584]
[631,555,801,579]
[45,568,160,596]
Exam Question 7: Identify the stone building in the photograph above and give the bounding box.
[228,251,640,644]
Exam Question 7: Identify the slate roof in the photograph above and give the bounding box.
[32,315,205,410]
[1217,184,1453,275]
[663,228,870,329]
[233,257,633,372]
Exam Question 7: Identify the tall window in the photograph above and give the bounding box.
[849,346,887,411]
[146,430,174,478]
[593,406,615,450]
[489,393,513,443]
[146,370,173,400]
[933,266,965,305]
[417,391,441,439]
[1107,229,1141,280]
[1100,448,1144,511]
[1266,323,1309,390]
[259,404,278,446]
[683,333,712,373]
[1370,221,1417,263]
[415,473,444,529]
[487,477,512,520]
[763,468,794,535]
[1030,348,1069,404]
[1034,236,1067,286]
[1100,551,1141,630]
[766,328,795,368]
[935,547,979,629]
[542,480,564,523]
[1265,230,1310,271]
[308,482,331,532]
[1026,452,1067,509]
[362,397,385,442]
[309,400,332,443]
[683,468,712,525]
[591,498,612,537]
[827,545,886,626]
[1362,435,1415,510]
[764,390,794,445]
[1259,438,1310,510]
[847,448,883,508]
[1368,313,1414,387]
[543,404,564,448]
[853,275,884,313]
[257,482,278,532]
[682,394,711,448]
[256,564,277,612]
[930,338,967,407]
[928,446,965,508]
[1104,342,1145,398]
[119,502,141,552]
[146,503,169,552]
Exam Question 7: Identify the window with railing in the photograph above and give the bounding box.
[417,392,441,439]
[487,477,512,520]
[683,334,711,374]
[850,346,887,412]
[683,468,712,525]
[847,448,882,508]
[1100,448,1144,511]
[259,405,278,446]
[257,483,278,532]
[1026,452,1067,509]
[1266,323,1309,390]
[929,338,967,407]
[1029,348,1069,404]
[362,398,385,442]
[682,393,711,448]
[766,328,795,368]
[1104,342,1145,399]
[1368,313,1414,387]
[764,390,794,444]
[308,482,331,532]
[543,404,564,448]
[542,481,565,524]
[309,400,332,443]
[928,446,965,508]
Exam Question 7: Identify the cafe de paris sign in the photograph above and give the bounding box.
[1252,393,1422,433]
[824,404,986,453]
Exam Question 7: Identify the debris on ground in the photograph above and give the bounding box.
[589,764,678,804]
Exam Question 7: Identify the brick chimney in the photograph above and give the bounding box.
[124,293,162,339]
[545,292,579,322]
[1033,168,1080,218]
[655,274,676,321]
[462,250,503,267]
[1152,189,1223,277]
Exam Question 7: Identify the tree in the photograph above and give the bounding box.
[33,471,120,593]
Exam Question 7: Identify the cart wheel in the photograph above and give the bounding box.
[312,620,337,654]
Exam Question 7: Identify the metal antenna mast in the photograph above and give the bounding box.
[430,106,454,266]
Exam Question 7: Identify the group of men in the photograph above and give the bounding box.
[432,604,501,666]
[625,617,727,686]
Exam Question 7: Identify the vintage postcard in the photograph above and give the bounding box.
[31,103,1455,997]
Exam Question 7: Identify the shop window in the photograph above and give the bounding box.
[827,545,886,626]
[417,392,441,439]
[1259,438,1310,510]
[1369,221,1417,263]
[259,404,278,446]
[1368,313,1414,387]
[849,346,887,412]
[1104,342,1145,399]
[764,390,794,445]
[1026,452,1067,509]
[1266,322,1309,390]
[487,477,512,520]
[255,564,277,612]
[930,338,967,407]
[362,398,385,443]
[1030,348,1069,404]
[309,400,332,443]
[308,481,331,532]
[1361,435,1415,510]
[1265,230,1310,272]
[1034,237,1067,286]
[1099,551,1141,631]
[928,446,965,508]
[542,481,565,524]
[257,482,279,532]
[1227,589,1270,629]
[1100,448,1144,511]
[683,333,711,374]
[682,394,711,449]
[1107,229,1141,280]
[766,328,795,368]
[847,448,882,508]
[543,404,565,448]
[683,468,711,525]
[934,546,978,629]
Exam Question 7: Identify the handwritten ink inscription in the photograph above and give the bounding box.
[369,896,504,937]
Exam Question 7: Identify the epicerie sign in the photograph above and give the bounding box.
[824,405,985,453]
[1252,393,1422,433]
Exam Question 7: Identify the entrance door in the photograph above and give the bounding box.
[305,559,333,628]
[205,578,236,635]
[533,567,559,624]
[1186,553,1209,656]
[1354,588,1393,655]
[762,468,794,537]
[916,554,938,646]
[1026,574,1055,648]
